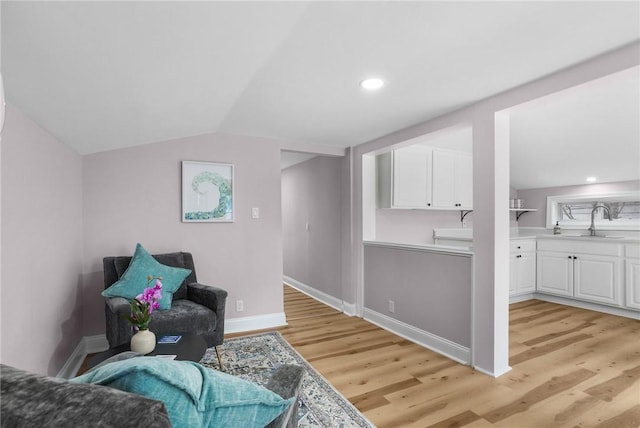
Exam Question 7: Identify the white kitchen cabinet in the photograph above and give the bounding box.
[537,252,574,296]
[392,145,431,208]
[625,244,640,310]
[537,239,623,307]
[431,149,472,209]
[574,254,621,305]
[377,145,471,210]
[455,153,473,208]
[510,239,536,296]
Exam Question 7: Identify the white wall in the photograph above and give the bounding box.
[376,209,470,245]
[1,105,84,375]
[82,132,286,335]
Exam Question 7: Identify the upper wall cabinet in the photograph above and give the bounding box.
[377,146,472,210]
[431,149,472,209]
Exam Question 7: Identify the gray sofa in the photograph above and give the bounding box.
[1,353,304,428]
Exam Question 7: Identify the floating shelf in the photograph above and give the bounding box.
[510,208,537,221]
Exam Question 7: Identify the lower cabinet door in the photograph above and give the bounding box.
[537,252,573,296]
[626,258,640,310]
[574,254,622,306]
[509,254,517,295]
[517,252,537,293]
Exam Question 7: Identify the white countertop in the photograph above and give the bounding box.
[363,240,473,255]
[536,234,640,244]
[432,228,640,244]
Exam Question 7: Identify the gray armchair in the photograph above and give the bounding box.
[103,251,227,366]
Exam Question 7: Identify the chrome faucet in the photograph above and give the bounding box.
[588,204,612,236]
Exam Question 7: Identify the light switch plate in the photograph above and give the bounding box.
[252,207,259,219]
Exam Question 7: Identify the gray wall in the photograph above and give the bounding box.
[282,155,345,300]
[1,107,288,375]
[82,132,286,335]
[364,244,471,347]
[1,105,84,375]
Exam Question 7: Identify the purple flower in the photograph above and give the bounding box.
[126,276,163,330]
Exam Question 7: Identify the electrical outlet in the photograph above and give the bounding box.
[236,300,244,312]
[388,300,395,313]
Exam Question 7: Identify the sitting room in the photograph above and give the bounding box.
[2,2,639,427]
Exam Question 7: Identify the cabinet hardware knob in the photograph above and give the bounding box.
[573,256,577,260]
[568,256,572,259]
[517,246,521,249]
[427,203,431,206]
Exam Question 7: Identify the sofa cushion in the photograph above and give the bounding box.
[72,357,293,428]
[102,243,191,310]
[150,299,216,334]
[1,364,171,428]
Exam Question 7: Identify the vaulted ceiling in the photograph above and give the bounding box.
[2,1,639,188]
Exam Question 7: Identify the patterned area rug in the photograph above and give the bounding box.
[199,331,374,428]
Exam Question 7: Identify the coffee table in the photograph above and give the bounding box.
[88,333,207,370]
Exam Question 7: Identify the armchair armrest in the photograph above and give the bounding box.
[265,365,304,428]
[104,297,133,348]
[105,296,130,314]
[187,283,228,346]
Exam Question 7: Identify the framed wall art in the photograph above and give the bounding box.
[182,161,234,222]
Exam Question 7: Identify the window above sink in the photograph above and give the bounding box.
[547,191,640,231]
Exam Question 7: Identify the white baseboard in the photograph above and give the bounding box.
[533,293,640,320]
[363,308,471,365]
[84,334,110,353]
[509,293,535,304]
[284,276,355,315]
[56,334,109,379]
[474,364,513,378]
[225,312,287,334]
[343,302,357,316]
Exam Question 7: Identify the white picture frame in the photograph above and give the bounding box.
[182,161,234,222]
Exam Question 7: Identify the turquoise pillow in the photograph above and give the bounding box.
[102,243,191,310]
[71,357,293,428]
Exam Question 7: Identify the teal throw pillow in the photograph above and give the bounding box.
[102,243,191,310]
[71,357,294,428]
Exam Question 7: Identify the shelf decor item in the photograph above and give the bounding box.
[182,161,234,222]
[125,276,163,354]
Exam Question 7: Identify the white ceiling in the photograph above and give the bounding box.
[510,67,640,190]
[2,1,639,187]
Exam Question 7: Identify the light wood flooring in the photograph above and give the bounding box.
[278,286,640,428]
[80,286,639,427]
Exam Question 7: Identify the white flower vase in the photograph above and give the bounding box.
[131,329,156,354]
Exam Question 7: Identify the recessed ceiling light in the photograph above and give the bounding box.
[360,78,385,90]
[586,176,597,183]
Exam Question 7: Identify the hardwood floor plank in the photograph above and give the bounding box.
[509,333,593,365]
[425,410,482,428]
[348,378,422,412]
[480,368,598,423]
[584,364,640,402]
[592,404,640,428]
